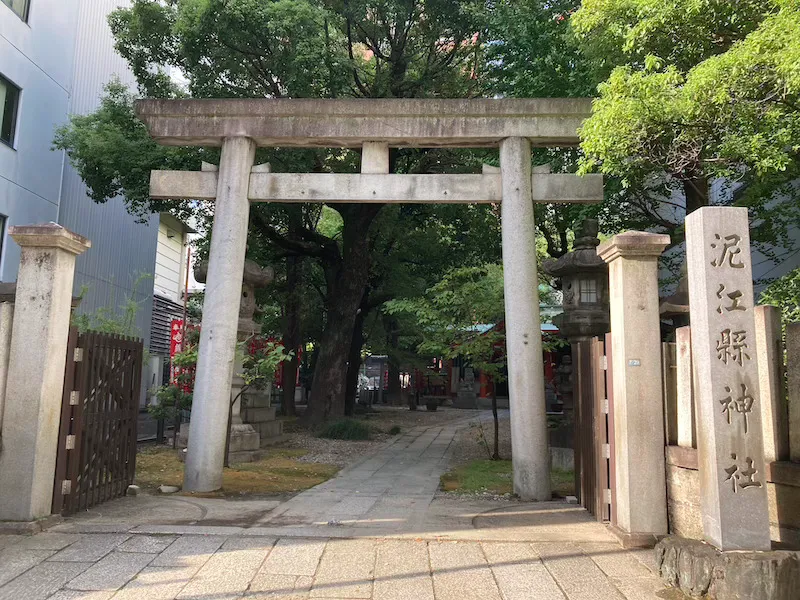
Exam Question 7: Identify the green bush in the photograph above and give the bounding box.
[388,425,401,435]
[317,419,371,441]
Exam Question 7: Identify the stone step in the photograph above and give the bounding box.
[243,406,277,423]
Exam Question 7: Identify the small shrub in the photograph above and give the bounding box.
[388,425,401,435]
[318,419,371,440]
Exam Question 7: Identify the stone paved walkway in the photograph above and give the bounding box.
[0,414,675,599]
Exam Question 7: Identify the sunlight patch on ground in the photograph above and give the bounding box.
[440,459,575,498]
[135,446,339,497]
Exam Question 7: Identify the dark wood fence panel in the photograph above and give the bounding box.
[53,329,143,515]
[573,336,614,522]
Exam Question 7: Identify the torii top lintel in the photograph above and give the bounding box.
[134,98,591,148]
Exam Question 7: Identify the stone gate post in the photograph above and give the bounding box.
[598,231,670,545]
[500,137,551,501]
[0,224,90,522]
[184,136,256,492]
[686,207,770,551]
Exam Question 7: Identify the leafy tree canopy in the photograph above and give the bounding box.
[573,0,800,256]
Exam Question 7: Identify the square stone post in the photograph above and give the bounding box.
[686,206,770,551]
[675,326,696,449]
[754,305,788,463]
[787,323,800,463]
[500,137,550,501]
[598,231,670,542]
[184,136,256,492]
[0,224,90,521]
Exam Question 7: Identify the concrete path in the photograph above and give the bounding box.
[0,415,676,599]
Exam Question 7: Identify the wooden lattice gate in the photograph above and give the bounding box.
[573,333,615,522]
[53,328,143,515]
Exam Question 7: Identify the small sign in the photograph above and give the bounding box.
[628,359,641,367]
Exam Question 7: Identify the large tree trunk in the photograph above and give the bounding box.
[306,205,382,425]
[491,381,500,461]
[344,306,366,416]
[684,177,710,215]
[383,314,401,405]
[280,253,301,417]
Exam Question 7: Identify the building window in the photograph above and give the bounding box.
[0,215,6,275]
[1,0,30,21]
[0,75,20,147]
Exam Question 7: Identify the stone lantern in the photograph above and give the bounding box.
[542,219,610,341]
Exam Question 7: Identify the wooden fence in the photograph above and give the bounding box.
[52,329,143,515]
[573,333,614,522]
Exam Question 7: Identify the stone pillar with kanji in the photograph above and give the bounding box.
[686,206,771,551]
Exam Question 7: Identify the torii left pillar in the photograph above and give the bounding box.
[501,137,551,501]
[184,137,256,492]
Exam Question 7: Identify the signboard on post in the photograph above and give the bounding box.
[686,206,771,551]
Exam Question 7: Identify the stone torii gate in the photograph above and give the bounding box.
[135,98,603,499]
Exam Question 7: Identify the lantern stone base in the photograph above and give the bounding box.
[655,536,800,600]
[177,422,262,464]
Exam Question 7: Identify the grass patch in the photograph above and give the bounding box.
[135,446,339,497]
[440,459,575,498]
[317,418,371,440]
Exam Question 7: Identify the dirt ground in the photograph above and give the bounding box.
[446,411,513,466]
[279,405,479,468]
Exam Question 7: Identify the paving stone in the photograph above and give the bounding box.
[373,539,434,600]
[532,543,625,600]
[310,539,375,599]
[0,536,20,552]
[627,548,658,575]
[0,560,91,600]
[65,551,156,591]
[176,536,274,599]
[150,535,227,567]
[247,574,313,598]
[611,576,669,600]
[481,542,565,600]
[12,533,80,551]
[577,543,654,579]
[48,590,116,600]
[117,535,177,554]
[428,541,501,600]
[48,534,130,563]
[113,565,202,600]
[255,538,327,577]
[0,548,54,587]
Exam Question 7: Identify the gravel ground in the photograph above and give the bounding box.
[280,406,479,468]
[447,410,512,467]
[436,410,517,502]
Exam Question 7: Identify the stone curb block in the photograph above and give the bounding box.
[655,536,800,599]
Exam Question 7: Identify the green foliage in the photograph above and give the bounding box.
[573,0,800,257]
[148,384,192,422]
[317,418,371,440]
[386,264,508,379]
[760,268,800,325]
[388,425,401,435]
[240,340,292,389]
[52,80,203,220]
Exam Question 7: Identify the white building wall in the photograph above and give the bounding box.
[55,0,158,343]
[0,0,79,281]
[154,215,187,303]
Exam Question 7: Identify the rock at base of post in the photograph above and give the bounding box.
[655,536,800,600]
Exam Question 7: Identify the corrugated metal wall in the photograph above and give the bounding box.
[57,0,157,345]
